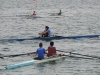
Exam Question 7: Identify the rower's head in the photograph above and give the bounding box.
[60,10,61,12]
[45,26,49,30]
[33,11,36,13]
[39,43,43,47]
[50,41,54,46]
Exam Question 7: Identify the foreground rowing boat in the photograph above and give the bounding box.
[6,52,71,69]
[6,51,100,70]
[0,34,99,42]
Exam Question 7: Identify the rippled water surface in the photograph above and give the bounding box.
[0,0,100,75]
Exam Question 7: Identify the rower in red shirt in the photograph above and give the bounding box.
[47,41,56,57]
[32,11,36,15]
[30,11,36,17]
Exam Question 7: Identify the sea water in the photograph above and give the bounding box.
[0,0,100,75]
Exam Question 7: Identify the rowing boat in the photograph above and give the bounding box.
[0,34,99,42]
[6,52,71,69]
[6,56,66,69]
[6,50,100,70]
[16,14,64,19]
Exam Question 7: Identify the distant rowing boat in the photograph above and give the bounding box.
[0,34,99,42]
[16,14,64,19]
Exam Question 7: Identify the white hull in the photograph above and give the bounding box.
[6,53,70,69]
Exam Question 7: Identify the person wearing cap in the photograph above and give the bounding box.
[39,26,51,37]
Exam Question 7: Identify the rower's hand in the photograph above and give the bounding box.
[27,53,31,55]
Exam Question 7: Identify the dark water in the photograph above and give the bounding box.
[0,0,100,75]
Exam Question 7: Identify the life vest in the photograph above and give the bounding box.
[47,46,56,57]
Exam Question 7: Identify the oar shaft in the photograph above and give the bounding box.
[0,52,36,58]
[72,53,100,59]
[56,50,70,53]
[57,50,100,59]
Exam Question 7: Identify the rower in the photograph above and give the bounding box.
[34,43,46,60]
[47,41,57,57]
[49,10,62,16]
[32,11,36,15]
[30,11,36,17]
[39,26,51,37]
[58,10,62,15]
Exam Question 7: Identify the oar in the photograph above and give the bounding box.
[62,55,96,59]
[0,52,36,59]
[0,49,49,59]
[57,50,100,59]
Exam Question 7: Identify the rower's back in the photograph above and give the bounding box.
[47,41,56,57]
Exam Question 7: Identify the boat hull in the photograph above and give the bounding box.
[16,14,64,19]
[6,60,34,69]
[6,55,67,69]
[0,34,99,42]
